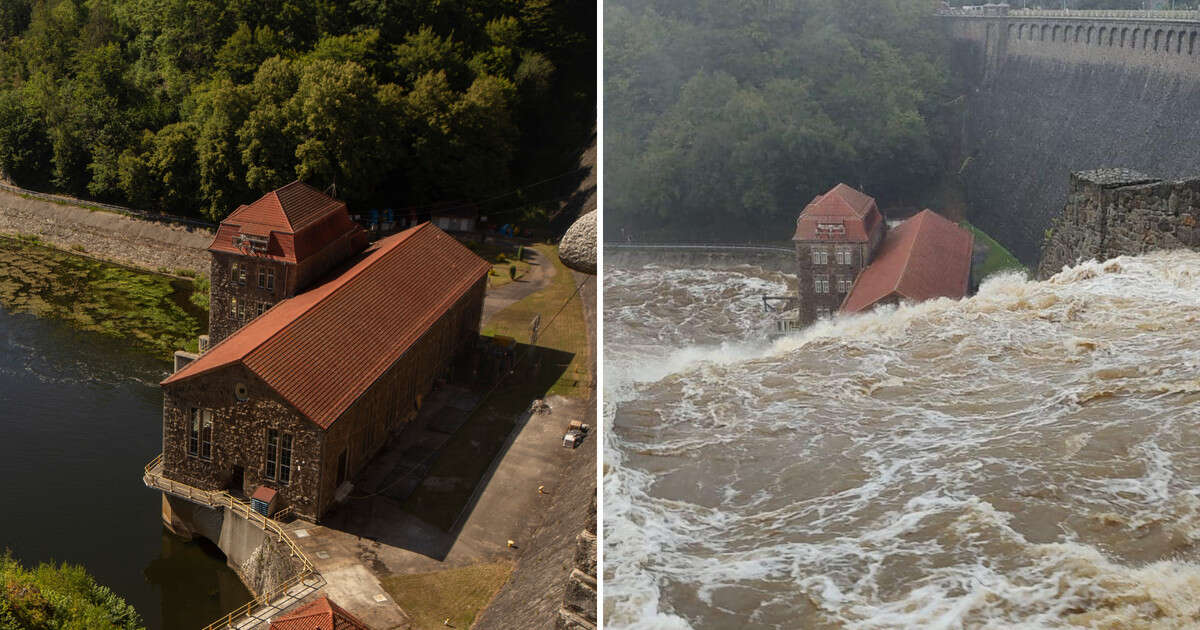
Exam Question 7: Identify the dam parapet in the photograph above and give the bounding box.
[941,6,1200,82]
[1037,169,1200,279]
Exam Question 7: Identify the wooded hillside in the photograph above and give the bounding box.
[0,0,594,224]
[605,0,953,241]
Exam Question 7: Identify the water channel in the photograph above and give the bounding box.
[0,302,249,628]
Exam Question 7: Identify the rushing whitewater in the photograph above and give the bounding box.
[604,251,1200,629]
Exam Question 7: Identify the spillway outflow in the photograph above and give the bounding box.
[604,252,1200,629]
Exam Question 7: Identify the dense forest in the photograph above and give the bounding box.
[605,0,956,241]
[0,0,594,224]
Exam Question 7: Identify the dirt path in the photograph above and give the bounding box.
[0,188,213,273]
[482,245,556,324]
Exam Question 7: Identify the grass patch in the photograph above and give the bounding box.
[962,221,1027,281]
[0,236,207,359]
[380,563,513,630]
[464,239,532,288]
[481,243,591,399]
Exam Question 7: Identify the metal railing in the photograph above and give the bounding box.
[604,242,795,254]
[143,455,318,629]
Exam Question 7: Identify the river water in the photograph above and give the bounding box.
[604,251,1200,629]
[0,305,249,628]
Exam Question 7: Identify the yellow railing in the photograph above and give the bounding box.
[143,455,319,629]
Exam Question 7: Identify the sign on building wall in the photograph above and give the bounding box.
[816,223,846,236]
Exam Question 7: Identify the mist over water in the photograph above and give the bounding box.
[604,252,1200,629]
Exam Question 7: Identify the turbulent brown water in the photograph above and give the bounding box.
[604,251,1200,629]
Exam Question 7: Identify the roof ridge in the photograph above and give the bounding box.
[891,211,928,298]
[243,223,429,365]
[169,225,427,385]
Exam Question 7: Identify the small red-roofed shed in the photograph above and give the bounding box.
[270,596,370,630]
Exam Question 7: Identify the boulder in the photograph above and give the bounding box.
[558,210,596,274]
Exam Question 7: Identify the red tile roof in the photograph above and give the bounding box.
[165,223,490,429]
[793,183,883,242]
[841,210,974,313]
[209,181,366,264]
[270,596,370,630]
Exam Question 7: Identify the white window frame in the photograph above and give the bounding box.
[814,276,830,294]
[811,247,829,265]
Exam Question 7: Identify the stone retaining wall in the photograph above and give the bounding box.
[1037,169,1200,278]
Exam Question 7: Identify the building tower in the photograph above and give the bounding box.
[791,184,887,324]
[206,181,368,344]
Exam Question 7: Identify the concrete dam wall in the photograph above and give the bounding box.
[944,10,1200,265]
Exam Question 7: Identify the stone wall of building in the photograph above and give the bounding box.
[1037,170,1200,278]
[793,240,874,324]
[165,275,486,520]
[162,364,325,518]
[208,252,292,344]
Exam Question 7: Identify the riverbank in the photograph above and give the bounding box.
[0,185,211,274]
[0,236,206,358]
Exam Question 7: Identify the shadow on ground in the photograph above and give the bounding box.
[317,339,576,562]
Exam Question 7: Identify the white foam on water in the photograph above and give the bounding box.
[605,251,1200,628]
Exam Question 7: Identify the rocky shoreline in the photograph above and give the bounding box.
[0,186,212,275]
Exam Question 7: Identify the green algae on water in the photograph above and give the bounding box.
[0,236,207,359]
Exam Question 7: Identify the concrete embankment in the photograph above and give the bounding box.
[605,243,797,272]
[162,495,304,598]
[0,186,212,274]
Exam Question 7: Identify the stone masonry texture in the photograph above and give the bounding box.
[1038,170,1200,278]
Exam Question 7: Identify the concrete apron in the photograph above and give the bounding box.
[161,494,362,627]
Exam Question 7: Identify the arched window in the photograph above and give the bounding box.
[1042,24,1050,42]
[1099,27,1107,47]
[1190,31,1197,55]
[1120,28,1128,48]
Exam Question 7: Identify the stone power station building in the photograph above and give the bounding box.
[160,182,489,520]
[790,183,974,326]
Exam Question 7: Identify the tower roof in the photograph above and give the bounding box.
[841,210,974,313]
[793,183,883,242]
[209,181,366,264]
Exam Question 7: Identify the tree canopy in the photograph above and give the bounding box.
[605,0,955,241]
[0,553,143,630]
[0,0,594,224]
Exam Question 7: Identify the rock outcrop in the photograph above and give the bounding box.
[1038,170,1200,278]
[559,210,596,275]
